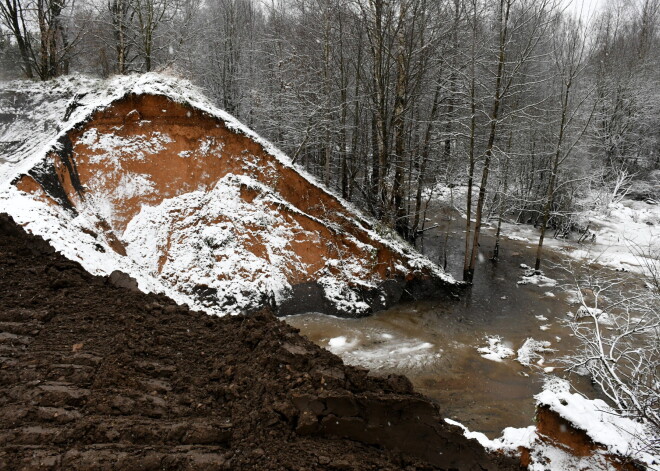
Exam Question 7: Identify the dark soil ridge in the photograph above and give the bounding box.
[0,213,521,471]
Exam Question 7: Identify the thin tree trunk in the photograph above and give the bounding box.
[463,0,478,281]
[466,0,510,283]
[392,14,408,238]
[535,81,571,271]
[412,83,441,239]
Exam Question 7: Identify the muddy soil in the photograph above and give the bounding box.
[0,214,521,471]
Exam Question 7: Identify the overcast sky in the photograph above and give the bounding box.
[564,0,608,20]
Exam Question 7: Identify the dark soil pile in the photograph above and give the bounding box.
[0,214,521,471]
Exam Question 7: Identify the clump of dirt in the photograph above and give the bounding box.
[0,214,520,470]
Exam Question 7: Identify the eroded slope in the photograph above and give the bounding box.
[0,75,456,316]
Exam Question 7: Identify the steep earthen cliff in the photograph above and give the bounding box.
[0,74,456,316]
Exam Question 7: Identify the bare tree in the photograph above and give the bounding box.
[0,0,34,77]
[562,258,660,453]
[534,13,594,271]
[464,0,554,282]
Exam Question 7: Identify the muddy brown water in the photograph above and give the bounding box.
[286,212,611,438]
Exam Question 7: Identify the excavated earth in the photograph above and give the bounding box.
[0,214,523,471]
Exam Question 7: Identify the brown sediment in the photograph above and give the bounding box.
[0,213,518,471]
[536,405,595,457]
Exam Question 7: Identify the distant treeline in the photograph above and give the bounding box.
[1,0,659,278]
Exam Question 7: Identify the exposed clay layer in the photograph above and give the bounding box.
[0,213,516,471]
[535,406,643,471]
[12,94,454,315]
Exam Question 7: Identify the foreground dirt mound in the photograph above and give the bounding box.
[0,214,520,470]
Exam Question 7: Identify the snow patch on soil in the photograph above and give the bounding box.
[122,174,314,314]
[447,377,659,470]
[536,377,659,468]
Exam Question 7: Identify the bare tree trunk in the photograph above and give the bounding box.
[535,81,571,271]
[323,8,332,187]
[336,5,349,199]
[412,83,441,240]
[0,0,35,77]
[392,9,408,238]
[463,0,478,281]
[365,0,389,218]
[493,140,510,261]
[466,0,510,283]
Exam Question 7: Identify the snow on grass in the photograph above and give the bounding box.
[517,338,554,367]
[477,336,515,362]
[506,202,659,277]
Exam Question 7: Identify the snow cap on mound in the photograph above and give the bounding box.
[447,377,659,470]
[477,336,514,362]
[536,377,658,467]
[445,418,537,454]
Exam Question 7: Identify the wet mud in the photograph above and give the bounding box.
[0,214,521,470]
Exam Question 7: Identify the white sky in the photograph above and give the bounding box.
[563,0,607,20]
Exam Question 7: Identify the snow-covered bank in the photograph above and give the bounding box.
[434,184,660,276]
[447,377,659,471]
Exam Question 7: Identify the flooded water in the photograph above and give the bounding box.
[285,210,606,437]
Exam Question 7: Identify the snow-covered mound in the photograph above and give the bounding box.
[0,73,455,316]
[447,377,659,470]
[477,336,514,362]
